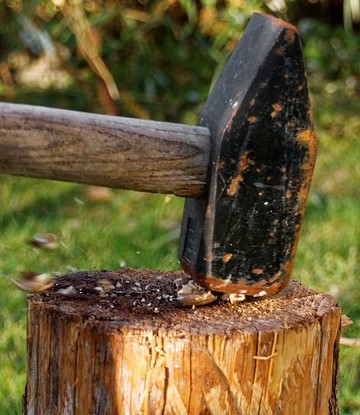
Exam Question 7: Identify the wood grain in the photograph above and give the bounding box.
[0,103,210,197]
[24,269,341,414]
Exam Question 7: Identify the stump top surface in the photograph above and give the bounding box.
[29,269,339,335]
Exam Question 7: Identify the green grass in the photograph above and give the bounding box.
[1,83,359,413]
[0,182,183,413]
[295,82,360,414]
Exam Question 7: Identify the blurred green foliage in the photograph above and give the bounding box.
[1,0,360,118]
[300,18,360,81]
[0,1,360,414]
[0,0,265,121]
[0,0,359,120]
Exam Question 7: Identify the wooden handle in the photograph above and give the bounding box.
[0,103,210,197]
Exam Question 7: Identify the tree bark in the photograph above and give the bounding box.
[24,269,341,415]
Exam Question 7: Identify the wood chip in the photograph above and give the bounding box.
[12,271,53,293]
[27,233,58,250]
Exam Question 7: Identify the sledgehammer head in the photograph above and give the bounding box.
[179,13,316,296]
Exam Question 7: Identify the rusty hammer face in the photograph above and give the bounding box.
[0,14,316,297]
[179,13,316,296]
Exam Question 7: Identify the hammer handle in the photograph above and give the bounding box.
[0,103,210,197]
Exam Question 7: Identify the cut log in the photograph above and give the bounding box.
[24,269,341,415]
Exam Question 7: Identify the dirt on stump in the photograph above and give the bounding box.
[29,268,339,336]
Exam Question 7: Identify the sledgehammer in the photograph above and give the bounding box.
[0,13,316,296]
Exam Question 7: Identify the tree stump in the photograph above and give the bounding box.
[24,269,341,415]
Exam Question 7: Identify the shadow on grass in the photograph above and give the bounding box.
[0,178,84,231]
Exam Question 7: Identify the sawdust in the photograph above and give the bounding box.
[29,269,339,336]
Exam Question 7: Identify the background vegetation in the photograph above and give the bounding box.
[0,0,359,413]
